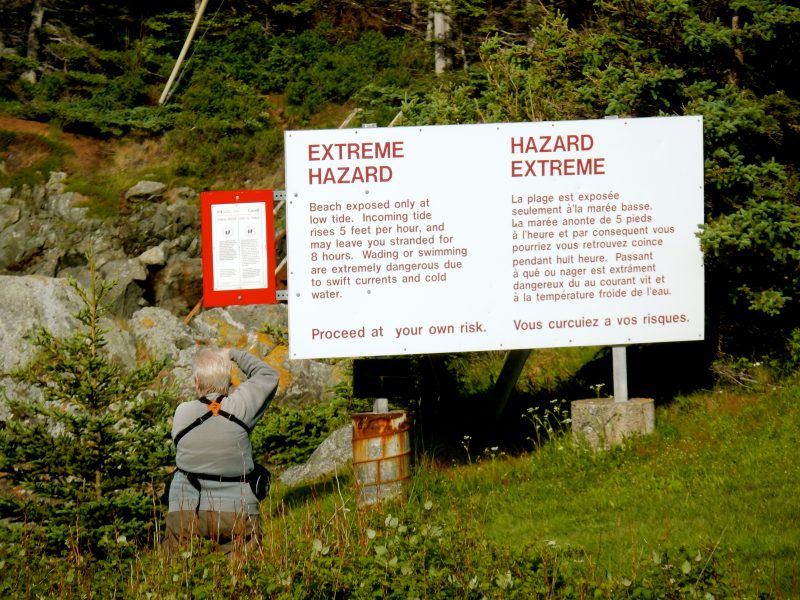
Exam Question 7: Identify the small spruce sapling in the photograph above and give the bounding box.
[0,258,177,555]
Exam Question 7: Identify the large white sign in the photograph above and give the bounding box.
[284,116,704,359]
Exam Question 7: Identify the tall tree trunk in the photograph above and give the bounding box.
[431,10,451,74]
[21,0,44,83]
[729,13,745,86]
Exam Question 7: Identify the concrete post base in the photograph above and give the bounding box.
[571,397,655,451]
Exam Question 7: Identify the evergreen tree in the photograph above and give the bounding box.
[0,259,176,556]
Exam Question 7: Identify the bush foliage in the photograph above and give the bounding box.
[251,380,371,467]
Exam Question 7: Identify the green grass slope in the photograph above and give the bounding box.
[4,379,797,597]
[441,383,799,595]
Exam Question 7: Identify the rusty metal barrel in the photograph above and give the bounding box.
[351,409,412,506]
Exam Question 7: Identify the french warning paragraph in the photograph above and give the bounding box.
[509,187,690,330]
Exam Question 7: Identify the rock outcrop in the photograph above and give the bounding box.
[0,274,344,413]
[0,174,350,485]
[0,171,342,410]
[0,173,205,318]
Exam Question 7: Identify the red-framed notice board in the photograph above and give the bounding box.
[200,189,277,307]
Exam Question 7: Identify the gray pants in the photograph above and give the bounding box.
[165,509,262,558]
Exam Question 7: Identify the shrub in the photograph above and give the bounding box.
[251,379,370,466]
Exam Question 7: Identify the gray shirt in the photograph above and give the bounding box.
[168,349,279,514]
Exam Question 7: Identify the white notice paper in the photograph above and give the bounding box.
[210,202,268,291]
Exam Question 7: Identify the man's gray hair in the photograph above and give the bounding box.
[193,348,231,396]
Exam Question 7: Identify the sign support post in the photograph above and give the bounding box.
[604,116,629,405]
[491,349,532,423]
[612,346,628,402]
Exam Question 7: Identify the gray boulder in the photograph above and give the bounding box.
[279,425,353,487]
[0,190,20,231]
[98,257,149,318]
[0,274,139,374]
[0,377,44,421]
[279,358,345,408]
[138,245,167,267]
[46,171,68,192]
[46,173,87,222]
[0,180,121,278]
[125,180,167,202]
[129,307,195,364]
[0,218,45,271]
[48,191,88,222]
[151,255,203,316]
[0,275,82,374]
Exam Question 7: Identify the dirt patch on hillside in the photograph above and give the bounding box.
[1,131,50,172]
[0,116,116,174]
[0,116,174,178]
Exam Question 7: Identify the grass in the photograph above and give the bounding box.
[1,378,798,597]
[417,381,800,595]
[253,376,799,597]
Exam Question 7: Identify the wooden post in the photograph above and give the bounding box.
[159,0,209,105]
